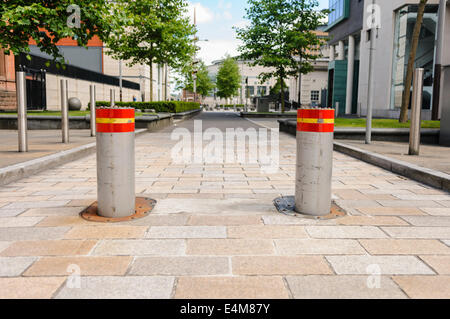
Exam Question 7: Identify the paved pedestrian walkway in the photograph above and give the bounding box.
[0,112,449,299]
[339,140,450,175]
[0,130,95,168]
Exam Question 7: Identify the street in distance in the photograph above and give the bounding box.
[180,303,271,317]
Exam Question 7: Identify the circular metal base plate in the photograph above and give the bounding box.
[80,197,157,223]
[273,196,346,220]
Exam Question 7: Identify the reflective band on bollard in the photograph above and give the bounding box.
[295,108,334,216]
[96,108,135,218]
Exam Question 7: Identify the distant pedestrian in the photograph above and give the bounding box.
[133,95,137,102]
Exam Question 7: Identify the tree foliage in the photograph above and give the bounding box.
[235,0,328,112]
[183,60,214,98]
[270,78,289,95]
[0,0,111,64]
[216,55,241,101]
[105,0,195,70]
[105,0,196,101]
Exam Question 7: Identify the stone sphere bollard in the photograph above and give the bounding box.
[68,97,82,111]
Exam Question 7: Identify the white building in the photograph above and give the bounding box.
[204,51,329,107]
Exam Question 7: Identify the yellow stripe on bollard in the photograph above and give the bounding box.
[298,118,335,124]
[96,118,135,124]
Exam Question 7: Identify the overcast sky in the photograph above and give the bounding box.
[187,0,329,65]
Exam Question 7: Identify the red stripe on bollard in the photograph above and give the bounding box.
[96,123,135,133]
[96,108,135,119]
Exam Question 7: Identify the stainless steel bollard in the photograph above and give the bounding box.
[409,68,424,156]
[16,71,28,152]
[295,108,335,216]
[90,85,96,137]
[96,107,135,218]
[110,89,115,107]
[61,79,69,143]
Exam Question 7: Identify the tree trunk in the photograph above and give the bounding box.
[280,76,285,113]
[399,0,428,123]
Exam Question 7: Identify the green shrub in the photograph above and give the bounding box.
[91,101,200,113]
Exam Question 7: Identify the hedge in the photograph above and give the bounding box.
[91,101,201,113]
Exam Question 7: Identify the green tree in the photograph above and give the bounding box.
[105,0,196,101]
[399,0,428,123]
[183,61,214,98]
[216,55,241,103]
[0,0,112,64]
[235,0,327,113]
[270,78,288,95]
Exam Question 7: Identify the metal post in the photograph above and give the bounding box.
[119,60,123,102]
[110,89,115,107]
[90,85,96,137]
[295,108,334,216]
[365,0,376,144]
[96,107,135,218]
[409,68,424,155]
[16,71,28,152]
[345,35,355,115]
[60,79,69,143]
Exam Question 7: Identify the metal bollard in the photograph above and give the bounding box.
[295,108,335,216]
[61,79,69,143]
[96,107,135,218]
[409,68,424,156]
[16,71,28,152]
[90,85,96,137]
[110,89,115,107]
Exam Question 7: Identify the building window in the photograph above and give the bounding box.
[327,0,349,28]
[311,90,320,102]
[246,86,255,97]
[390,4,438,110]
[257,86,267,96]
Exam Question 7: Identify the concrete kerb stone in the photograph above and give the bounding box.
[0,129,148,186]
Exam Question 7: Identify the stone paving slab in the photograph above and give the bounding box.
[232,256,332,275]
[419,255,450,275]
[0,227,70,241]
[187,239,275,255]
[382,227,450,239]
[359,239,450,255]
[55,276,175,299]
[0,277,66,298]
[0,257,36,276]
[129,256,230,276]
[24,256,133,277]
[146,226,226,239]
[393,276,450,299]
[274,239,366,255]
[325,255,434,275]
[174,276,290,299]
[93,239,186,256]
[286,276,407,299]
[0,240,96,257]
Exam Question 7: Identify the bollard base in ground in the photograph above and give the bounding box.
[80,197,156,223]
[273,196,346,220]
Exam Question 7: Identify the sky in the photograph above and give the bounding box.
[187,0,330,66]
